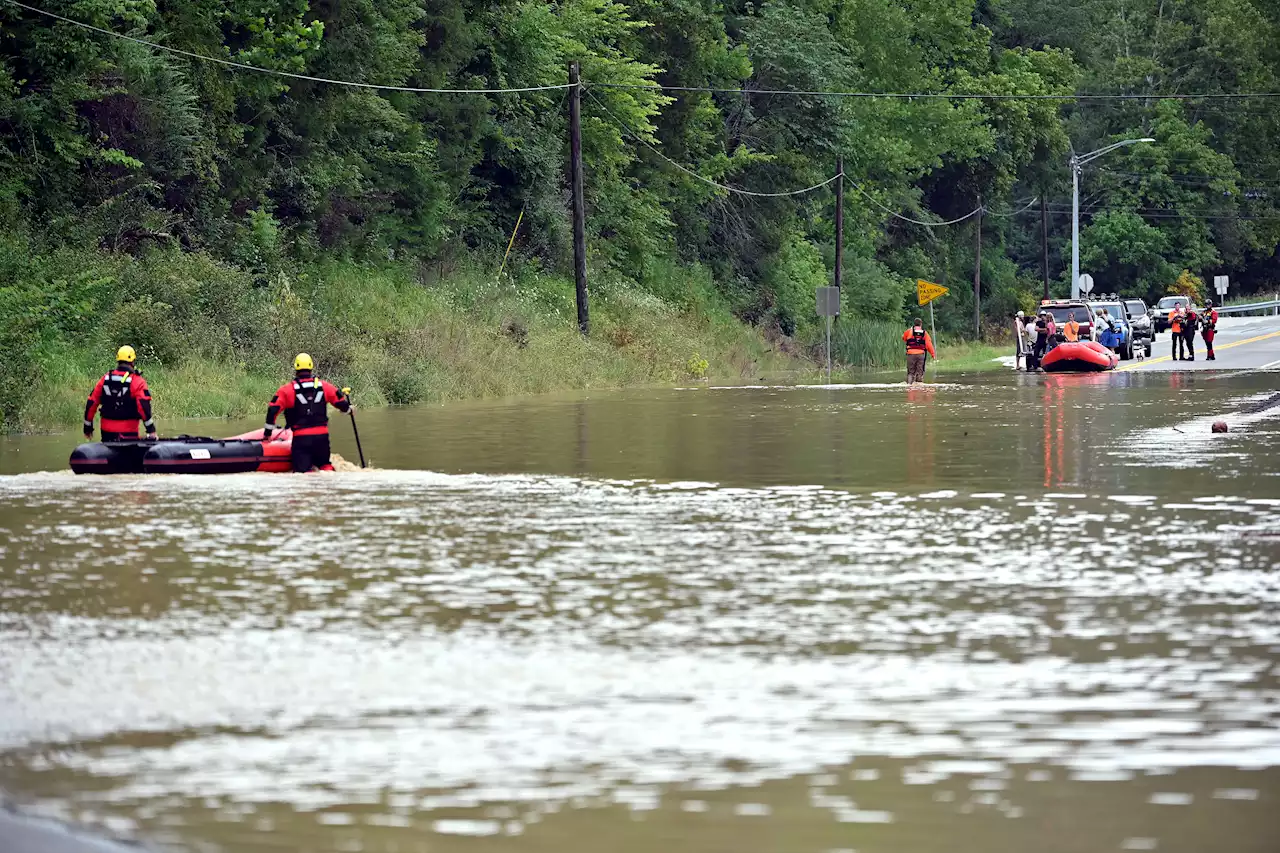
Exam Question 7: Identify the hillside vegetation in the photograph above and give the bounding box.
[2,0,1277,430]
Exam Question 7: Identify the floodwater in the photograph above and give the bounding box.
[1,372,1278,853]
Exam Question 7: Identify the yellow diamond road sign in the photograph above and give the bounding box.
[917,279,949,306]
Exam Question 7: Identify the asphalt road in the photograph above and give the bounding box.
[1119,314,1280,372]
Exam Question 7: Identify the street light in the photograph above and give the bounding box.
[1071,137,1156,299]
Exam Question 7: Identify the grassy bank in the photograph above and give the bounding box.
[831,319,1007,375]
[2,243,804,434]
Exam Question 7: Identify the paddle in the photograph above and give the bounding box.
[342,387,366,468]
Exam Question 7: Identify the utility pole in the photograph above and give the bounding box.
[1070,154,1080,301]
[568,62,589,336]
[1040,194,1050,301]
[973,196,982,338]
[834,155,844,293]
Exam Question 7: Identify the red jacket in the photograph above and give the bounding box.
[84,368,154,435]
[265,375,349,437]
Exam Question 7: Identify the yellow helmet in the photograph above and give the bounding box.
[116,345,137,363]
[293,352,314,372]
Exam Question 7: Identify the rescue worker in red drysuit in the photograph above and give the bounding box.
[1202,301,1219,361]
[84,345,157,441]
[263,353,353,472]
[903,318,937,385]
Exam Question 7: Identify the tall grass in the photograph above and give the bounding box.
[831,319,905,369]
[9,250,799,433]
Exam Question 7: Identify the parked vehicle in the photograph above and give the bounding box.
[1039,299,1095,340]
[1122,298,1155,357]
[1153,295,1191,334]
[1088,298,1136,359]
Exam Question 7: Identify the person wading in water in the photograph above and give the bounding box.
[84,345,157,441]
[263,353,355,472]
[903,318,936,385]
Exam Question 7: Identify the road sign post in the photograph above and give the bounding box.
[816,286,841,384]
[1214,275,1229,298]
[916,280,949,366]
[1078,273,1094,295]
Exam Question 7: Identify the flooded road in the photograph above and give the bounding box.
[2,373,1279,853]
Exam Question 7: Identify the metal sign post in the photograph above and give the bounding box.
[916,280,949,368]
[1214,275,1229,298]
[1078,273,1094,295]
[816,286,841,384]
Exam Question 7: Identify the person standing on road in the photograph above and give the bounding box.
[263,353,354,472]
[1063,312,1082,342]
[1030,312,1049,370]
[1045,313,1059,351]
[84,345,157,442]
[1202,301,1219,361]
[903,318,936,385]
[1169,305,1185,360]
[1013,311,1028,371]
[1182,304,1199,361]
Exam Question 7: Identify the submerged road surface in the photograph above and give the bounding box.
[2,363,1279,853]
[1123,314,1280,372]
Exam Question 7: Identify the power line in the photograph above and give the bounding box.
[1042,204,1280,221]
[984,196,1043,218]
[850,184,983,226]
[586,90,840,198]
[2,0,574,94]
[593,81,1280,101]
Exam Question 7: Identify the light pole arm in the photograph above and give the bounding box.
[1069,137,1155,300]
[1076,137,1157,166]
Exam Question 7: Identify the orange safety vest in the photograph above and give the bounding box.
[1169,311,1183,334]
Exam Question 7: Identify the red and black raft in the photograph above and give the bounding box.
[1040,341,1119,373]
[70,429,293,475]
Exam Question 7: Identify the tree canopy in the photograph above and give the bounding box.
[2,0,1277,338]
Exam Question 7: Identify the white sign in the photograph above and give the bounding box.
[1214,274,1229,295]
[189,449,211,460]
[1078,273,1094,294]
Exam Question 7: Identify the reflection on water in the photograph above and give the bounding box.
[1,374,1278,852]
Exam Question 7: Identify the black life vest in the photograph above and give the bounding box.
[906,328,927,351]
[1183,311,1198,332]
[100,370,138,420]
[286,377,328,429]
[1204,312,1217,331]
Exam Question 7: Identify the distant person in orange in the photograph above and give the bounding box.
[1202,300,1219,360]
[1169,305,1185,360]
[1063,312,1082,342]
[903,317,936,385]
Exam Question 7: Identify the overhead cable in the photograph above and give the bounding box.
[592,81,1280,101]
[2,0,575,94]
[850,184,983,226]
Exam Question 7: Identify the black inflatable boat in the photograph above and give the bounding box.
[70,431,293,475]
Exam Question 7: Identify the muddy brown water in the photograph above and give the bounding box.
[1,373,1278,853]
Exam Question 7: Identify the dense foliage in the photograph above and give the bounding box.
[1,0,1278,400]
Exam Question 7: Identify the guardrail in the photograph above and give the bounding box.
[1216,299,1280,315]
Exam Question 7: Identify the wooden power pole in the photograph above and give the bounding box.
[834,155,844,293]
[1040,194,1050,301]
[973,197,983,338]
[568,62,589,336]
